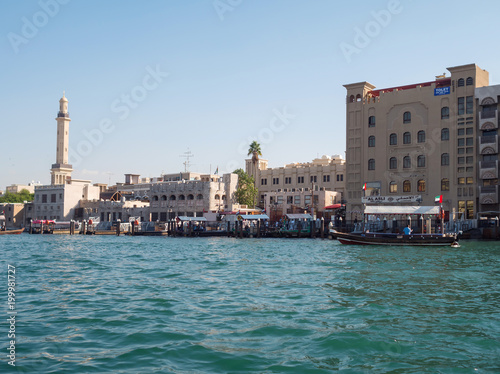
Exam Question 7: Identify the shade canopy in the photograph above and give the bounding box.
[324,204,342,210]
[177,216,207,222]
[238,214,269,220]
[364,206,440,215]
[285,214,313,220]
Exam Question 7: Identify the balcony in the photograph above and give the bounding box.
[479,135,498,155]
[479,160,499,180]
[479,110,498,131]
[479,185,499,205]
[57,111,70,118]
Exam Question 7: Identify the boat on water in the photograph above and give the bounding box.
[332,230,457,246]
[0,228,24,235]
[333,204,458,246]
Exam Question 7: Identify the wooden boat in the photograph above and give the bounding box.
[0,228,24,235]
[332,230,457,246]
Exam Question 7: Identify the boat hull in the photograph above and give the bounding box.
[333,231,456,246]
[0,228,24,235]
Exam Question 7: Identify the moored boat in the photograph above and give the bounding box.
[0,228,24,235]
[332,230,457,246]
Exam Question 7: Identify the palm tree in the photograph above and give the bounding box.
[248,141,262,166]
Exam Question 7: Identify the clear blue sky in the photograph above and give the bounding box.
[1,0,499,189]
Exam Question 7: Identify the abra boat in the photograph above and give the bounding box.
[332,230,457,246]
[0,228,24,235]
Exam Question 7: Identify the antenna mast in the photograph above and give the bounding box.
[180,150,194,172]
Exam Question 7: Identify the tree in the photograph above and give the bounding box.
[0,189,34,203]
[233,169,258,208]
[247,141,262,172]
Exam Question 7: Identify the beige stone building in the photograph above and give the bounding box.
[246,155,346,218]
[5,182,41,194]
[344,63,497,221]
[0,203,25,229]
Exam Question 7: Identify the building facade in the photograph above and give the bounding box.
[0,203,25,229]
[344,63,495,220]
[246,155,346,209]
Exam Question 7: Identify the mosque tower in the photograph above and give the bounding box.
[50,93,73,185]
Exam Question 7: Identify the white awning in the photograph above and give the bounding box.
[364,206,440,215]
[177,216,207,221]
[285,214,313,219]
[238,214,269,220]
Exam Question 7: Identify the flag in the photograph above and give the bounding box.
[214,167,218,175]
[435,195,443,203]
[362,183,367,191]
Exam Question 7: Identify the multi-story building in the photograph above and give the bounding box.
[246,155,346,214]
[5,182,41,194]
[475,84,500,214]
[344,63,496,221]
[149,173,238,221]
[0,203,25,229]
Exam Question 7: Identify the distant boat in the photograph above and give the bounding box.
[0,228,24,235]
[332,230,457,246]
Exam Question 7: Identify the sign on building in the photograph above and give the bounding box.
[362,195,422,204]
[434,86,450,96]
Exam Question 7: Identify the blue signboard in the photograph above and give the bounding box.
[434,86,450,96]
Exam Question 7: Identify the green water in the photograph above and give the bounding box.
[1,235,499,373]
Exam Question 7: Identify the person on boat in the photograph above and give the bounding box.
[403,225,413,235]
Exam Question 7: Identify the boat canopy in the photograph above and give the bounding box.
[238,214,269,220]
[285,213,313,220]
[177,216,207,222]
[364,206,440,215]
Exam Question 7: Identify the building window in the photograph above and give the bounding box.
[368,135,375,147]
[441,128,449,141]
[389,133,397,145]
[458,177,465,185]
[356,94,361,102]
[458,157,465,164]
[310,176,317,183]
[337,174,343,182]
[349,95,355,103]
[389,181,397,193]
[261,178,267,185]
[458,148,465,154]
[466,127,473,135]
[466,96,473,114]
[403,180,411,192]
[285,177,291,184]
[389,157,397,169]
[323,175,330,182]
[51,194,56,203]
[368,116,376,127]
[458,97,464,115]
[197,194,203,200]
[297,176,304,184]
[441,178,449,191]
[466,137,473,146]
[466,156,473,164]
[42,194,47,203]
[403,156,411,168]
[466,77,473,86]
[458,138,465,147]
[458,128,465,136]
[169,195,176,200]
[287,196,293,204]
[294,195,301,205]
[441,107,449,119]
[481,104,497,119]
[273,178,279,185]
[403,111,411,124]
[417,130,425,143]
[417,155,426,167]
[403,132,411,144]
[417,180,426,192]
[458,78,464,87]
[368,159,375,170]
[466,177,474,184]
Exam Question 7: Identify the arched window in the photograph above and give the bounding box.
[178,194,185,200]
[169,195,176,200]
[368,135,375,147]
[389,133,397,145]
[222,195,226,201]
[441,153,449,166]
[458,78,464,87]
[161,195,167,201]
[349,95,355,103]
[403,132,411,144]
[417,180,426,192]
[368,116,376,127]
[356,94,362,102]
[441,178,450,191]
[466,77,473,86]
[196,194,203,200]
[403,111,411,124]
[215,194,220,200]
[368,159,375,170]
[403,180,411,192]
[153,195,159,201]
[441,106,449,119]
[417,130,425,143]
[403,156,411,168]
[441,128,449,141]
[187,194,194,200]
[417,155,426,167]
[389,157,397,169]
[389,181,397,193]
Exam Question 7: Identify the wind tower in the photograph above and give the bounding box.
[50,92,73,185]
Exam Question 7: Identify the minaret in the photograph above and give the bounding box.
[50,93,73,185]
